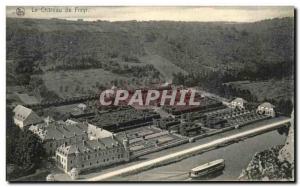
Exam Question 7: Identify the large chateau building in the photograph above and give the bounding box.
[29,118,115,155]
[29,119,89,155]
[56,135,130,174]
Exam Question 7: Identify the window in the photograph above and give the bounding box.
[82,164,84,168]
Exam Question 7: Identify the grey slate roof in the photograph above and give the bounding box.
[31,121,88,141]
[57,137,122,156]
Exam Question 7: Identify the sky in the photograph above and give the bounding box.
[6,6,294,22]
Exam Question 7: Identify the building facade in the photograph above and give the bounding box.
[55,135,130,174]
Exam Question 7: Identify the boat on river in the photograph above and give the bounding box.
[189,159,225,178]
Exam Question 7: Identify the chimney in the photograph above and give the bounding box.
[45,116,50,126]
[123,138,129,150]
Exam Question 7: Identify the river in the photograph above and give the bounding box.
[114,130,286,181]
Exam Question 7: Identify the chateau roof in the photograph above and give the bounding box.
[30,121,88,141]
[57,137,122,155]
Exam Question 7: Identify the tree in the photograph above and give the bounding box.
[277,99,293,116]
[7,122,45,167]
[64,85,69,92]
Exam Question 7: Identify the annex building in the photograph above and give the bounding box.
[13,105,43,129]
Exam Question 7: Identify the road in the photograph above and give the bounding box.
[84,117,290,181]
[118,130,285,181]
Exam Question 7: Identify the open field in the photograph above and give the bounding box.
[41,68,130,98]
[140,43,188,82]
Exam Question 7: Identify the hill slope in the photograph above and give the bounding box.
[6,17,294,85]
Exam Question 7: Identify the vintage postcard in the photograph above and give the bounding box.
[6,6,295,182]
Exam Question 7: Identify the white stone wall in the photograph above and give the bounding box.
[56,145,130,173]
[13,118,24,128]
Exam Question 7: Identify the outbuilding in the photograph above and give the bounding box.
[257,102,275,117]
[13,105,42,129]
[229,97,247,109]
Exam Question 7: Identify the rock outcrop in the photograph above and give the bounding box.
[278,110,294,164]
[239,110,294,181]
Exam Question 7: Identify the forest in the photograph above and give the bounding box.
[7,17,294,85]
